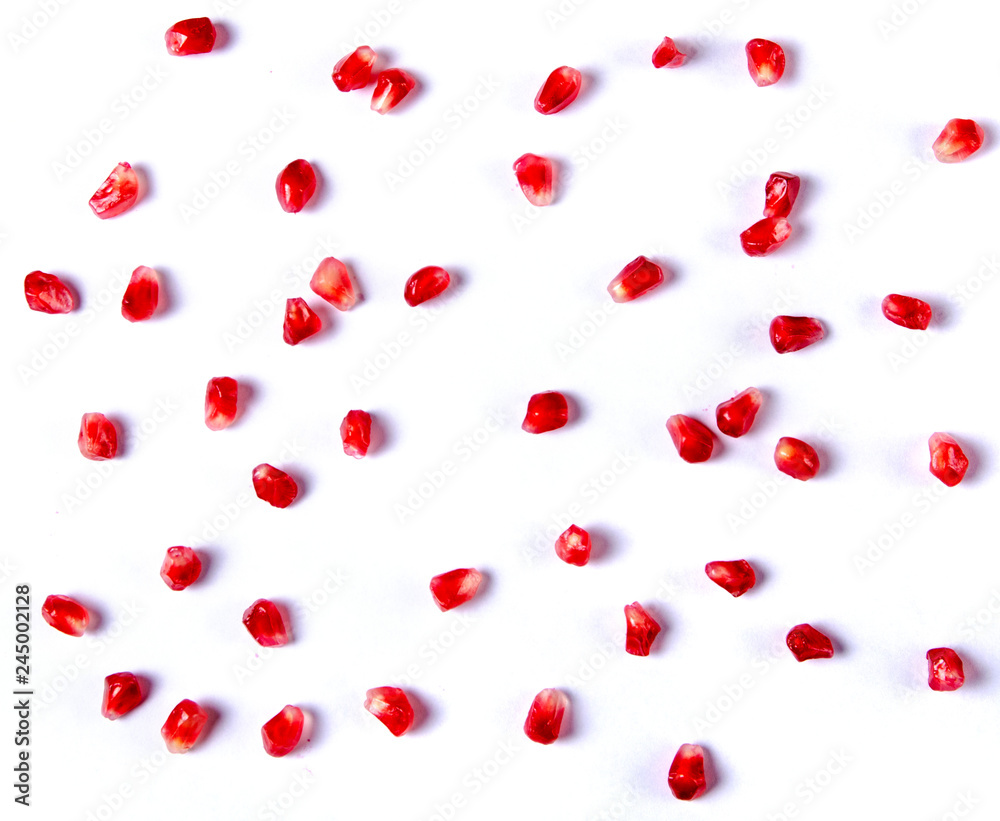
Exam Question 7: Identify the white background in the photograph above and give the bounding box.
[3,0,1000,818]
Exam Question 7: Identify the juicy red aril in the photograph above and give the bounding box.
[243,599,290,646]
[555,525,591,566]
[741,217,791,256]
[283,298,321,345]
[332,45,376,91]
[160,546,202,591]
[933,118,984,163]
[607,255,664,303]
[365,687,414,736]
[341,410,372,458]
[404,266,450,306]
[763,172,800,218]
[624,602,661,656]
[165,18,216,55]
[926,648,965,691]
[534,66,582,114]
[522,391,568,434]
[205,376,238,430]
[89,162,138,219]
[774,437,820,481]
[715,387,762,438]
[262,705,305,756]
[102,672,144,720]
[666,414,714,463]
[786,624,834,661]
[705,560,756,597]
[252,464,298,508]
[652,37,686,68]
[746,39,785,86]
[513,153,555,206]
[371,69,416,114]
[310,257,358,310]
[275,160,316,213]
[430,568,482,611]
[78,413,117,460]
[161,699,208,753]
[25,272,74,314]
[668,744,707,800]
[523,688,568,744]
[928,433,969,487]
[41,594,89,637]
[770,315,824,353]
[882,294,932,330]
[121,265,159,322]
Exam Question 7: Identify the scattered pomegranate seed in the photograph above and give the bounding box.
[160,547,202,591]
[769,315,824,353]
[252,464,298,508]
[523,688,568,744]
[78,412,118,461]
[534,66,582,114]
[205,376,239,431]
[607,255,664,303]
[242,599,290,647]
[332,45,376,91]
[704,560,756,597]
[161,699,208,753]
[310,257,358,310]
[429,568,483,611]
[522,391,569,434]
[101,672,144,720]
[41,594,89,637]
[763,172,800,218]
[928,433,969,487]
[275,160,317,213]
[165,18,216,55]
[624,602,661,656]
[786,624,834,661]
[881,294,932,330]
[24,271,74,314]
[651,37,686,68]
[340,410,372,459]
[926,648,965,692]
[555,525,591,566]
[371,69,416,114]
[262,705,305,757]
[121,265,159,322]
[88,162,138,219]
[740,217,791,256]
[932,118,984,163]
[404,266,450,306]
[282,297,322,345]
[715,388,763,438]
[668,744,707,800]
[666,414,714,463]
[774,437,820,481]
[364,687,414,736]
[745,38,785,86]
[513,153,556,206]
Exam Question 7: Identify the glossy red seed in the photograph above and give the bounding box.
[769,315,824,353]
[205,377,239,431]
[332,45,376,91]
[624,602,661,656]
[774,437,820,480]
[882,294,932,330]
[555,525,591,566]
[310,257,358,310]
[252,464,298,508]
[932,119,984,163]
[89,162,138,219]
[404,266,450,306]
[165,18,216,55]
[523,688,568,744]
[371,69,416,114]
[786,624,834,661]
[666,415,714,463]
[746,38,785,86]
[607,255,664,303]
[25,271,74,314]
[282,298,321,345]
[341,410,372,459]
[522,391,568,434]
[740,217,791,256]
[652,36,686,68]
[102,672,144,720]
[365,687,414,736]
[41,594,89,637]
[668,744,707,800]
[430,568,483,611]
[262,705,305,756]
[705,560,756,597]
[928,433,969,487]
[715,388,762,438]
[534,66,582,114]
[275,160,317,213]
[242,599,290,647]
[121,265,159,322]
[926,648,965,691]
[78,413,117,460]
[763,172,800,218]
[161,699,208,753]
[513,153,555,206]
[160,547,202,591]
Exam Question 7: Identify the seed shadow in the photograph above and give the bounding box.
[556,688,576,741]
[928,296,954,329]
[366,411,395,456]
[793,173,819,215]
[955,434,988,484]
[340,258,365,306]
[471,569,492,603]
[131,164,153,210]
[134,673,156,707]
[577,69,600,106]
[406,690,434,734]
[272,600,296,644]
[106,415,128,459]
[641,602,670,655]
[812,442,836,479]
[549,158,564,206]
[442,266,467,299]
[812,622,847,658]
[776,40,801,86]
[73,595,103,633]
[648,256,678,290]
[213,23,233,51]
[975,121,996,159]
[192,547,214,586]
[701,743,723,795]
[370,49,396,79]
[287,465,313,506]
[564,391,585,427]
[585,525,615,563]
[307,162,331,210]
[746,558,768,592]
[151,266,174,319]
[297,705,323,750]
[956,648,984,687]
[197,702,223,749]
[234,378,256,427]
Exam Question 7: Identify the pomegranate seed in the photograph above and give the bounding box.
[774,437,820,481]
[404,266,450,306]
[242,599,290,646]
[652,37,686,68]
[745,38,785,86]
[275,160,317,213]
[666,414,714,463]
[763,172,800,218]
[555,525,591,566]
[121,265,159,322]
[78,412,118,461]
[262,705,305,756]
[41,594,89,637]
[161,699,208,753]
[332,45,376,91]
[668,744,707,800]
[364,687,414,736]
[523,688,568,744]
[310,257,358,310]
[715,387,762,438]
[102,672,144,720]
[513,153,556,207]
[932,118,984,163]
[928,433,969,487]
[252,464,298,508]
[624,602,661,656]
[704,560,756,597]
[770,315,824,353]
[786,624,834,661]
[534,66,582,114]
[160,546,202,591]
[740,217,791,256]
[522,391,569,434]
[205,376,239,430]
[24,271,74,314]
[926,648,965,691]
[371,69,416,114]
[881,294,932,330]
[283,297,321,345]
[89,162,138,219]
[340,410,372,458]
[165,18,216,55]
[607,255,664,303]
[429,568,483,611]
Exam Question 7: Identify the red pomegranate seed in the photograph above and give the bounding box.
[78,412,117,461]
[242,599,290,647]
[522,391,569,434]
[24,271,74,314]
[161,699,208,753]
[332,45,376,91]
[429,568,483,611]
[102,672,144,720]
[668,744,707,800]
[89,162,138,219]
[786,624,834,661]
[262,705,305,757]
[774,437,820,481]
[252,464,298,508]
[932,118,984,163]
[607,255,664,303]
[763,172,800,218]
[513,153,556,206]
[555,525,591,566]
[666,414,714,463]
[624,602,661,656]
[404,266,450,306]
[651,37,686,68]
[740,217,791,256]
[745,39,785,86]
[770,315,824,353]
[160,546,202,591]
[205,376,239,431]
[165,18,216,55]
[275,160,317,213]
[926,648,965,691]
[121,265,159,322]
[715,387,762,438]
[340,410,372,459]
[41,594,89,637]
[364,687,414,736]
[371,69,416,114]
[534,66,582,114]
[282,297,321,345]
[928,433,969,487]
[704,560,756,597]
[523,688,568,744]
[881,294,932,330]
[310,257,358,310]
